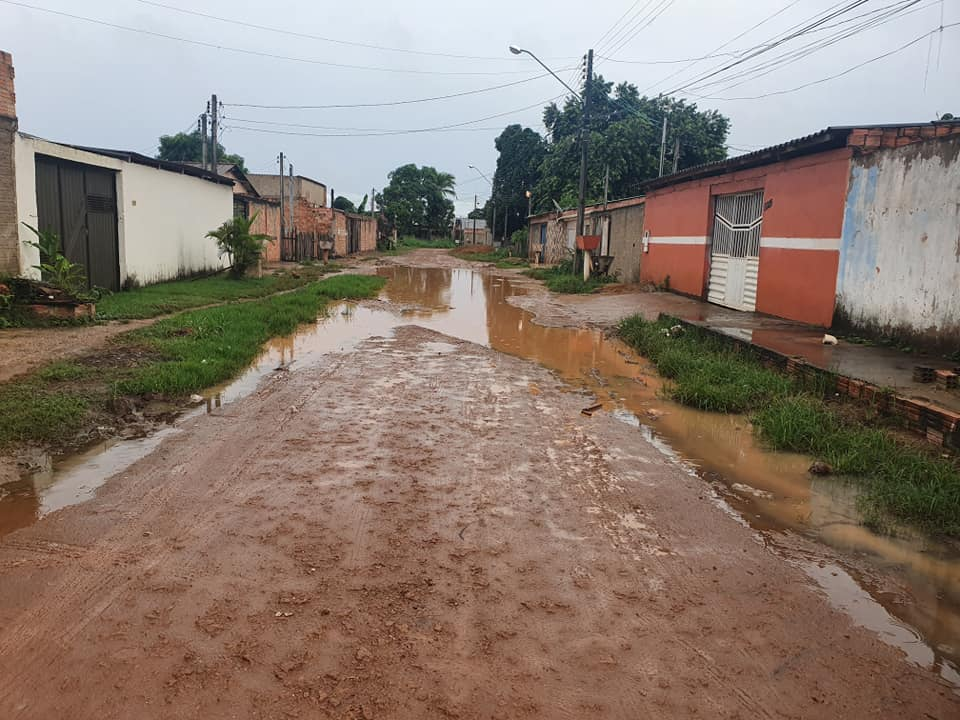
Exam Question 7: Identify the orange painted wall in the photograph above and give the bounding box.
[755,248,840,326]
[641,147,852,325]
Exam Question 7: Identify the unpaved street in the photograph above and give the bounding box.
[0,300,957,718]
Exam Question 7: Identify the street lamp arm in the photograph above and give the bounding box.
[509,46,581,100]
[468,165,493,186]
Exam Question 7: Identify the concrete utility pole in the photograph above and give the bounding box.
[473,194,478,244]
[210,94,219,171]
[576,48,594,239]
[371,187,375,219]
[199,114,208,171]
[603,164,609,209]
[278,152,285,242]
[658,115,668,177]
[672,136,681,174]
[288,163,295,237]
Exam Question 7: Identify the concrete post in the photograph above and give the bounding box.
[0,50,20,276]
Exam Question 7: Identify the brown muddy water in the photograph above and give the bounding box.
[2,264,959,685]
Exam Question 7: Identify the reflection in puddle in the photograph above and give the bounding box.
[3,264,959,684]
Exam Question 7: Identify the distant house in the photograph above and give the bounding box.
[454,217,491,245]
[0,51,233,290]
[636,121,960,344]
[527,197,646,283]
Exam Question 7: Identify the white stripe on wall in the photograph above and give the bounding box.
[760,237,841,251]
[648,235,708,245]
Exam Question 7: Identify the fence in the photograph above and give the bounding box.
[280,232,324,262]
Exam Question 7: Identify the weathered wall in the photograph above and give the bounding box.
[332,211,347,256]
[0,51,18,276]
[294,197,333,239]
[116,158,232,284]
[837,134,960,346]
[359,215,376,252]
[15,135,230,284]
[640,148,851,325]
[607,203,645,283]
[296,177,327,208]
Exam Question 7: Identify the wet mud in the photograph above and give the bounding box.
[1,255,958,717]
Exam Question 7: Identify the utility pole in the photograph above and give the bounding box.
[210,94,219,171]
[473,194,478,245]
[278,152,285,242]
[672,136,681,174]
[199,114,208,171]
[288,163,295,237]
[658,115,668,177]
[491,199,497,245]
[603,164,609,209]
[576,48,594,239]
[371,187,375,219]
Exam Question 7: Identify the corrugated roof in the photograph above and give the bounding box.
[65,146,234,185]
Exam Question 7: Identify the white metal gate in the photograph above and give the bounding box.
[708,190,764,311]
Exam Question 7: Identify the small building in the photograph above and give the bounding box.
[0,51,233,290]
[454,217,491,245]
[637,121,960,344]
[527,197,646,283]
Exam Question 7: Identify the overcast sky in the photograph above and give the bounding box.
[3,0,957,215]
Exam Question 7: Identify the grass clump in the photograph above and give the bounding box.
[618,314,960,536]
[96,266,335,320]
[0,275,385,448]
[116,275,385,396]
[524,260,613,294]
[754,396,960,535]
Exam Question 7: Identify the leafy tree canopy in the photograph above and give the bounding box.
[378,164,455,237]
[487,78,729,220]
[467,207,486,220]
[333,196,357,213]
[156,130,245,171]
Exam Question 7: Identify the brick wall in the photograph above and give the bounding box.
[847,123,960,152]
[293,197,333,238]
[0,50,19,276]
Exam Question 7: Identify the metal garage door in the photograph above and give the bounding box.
[34,156,120,292]
[708,190,763,312]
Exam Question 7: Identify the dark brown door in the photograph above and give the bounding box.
[34,155,120,292]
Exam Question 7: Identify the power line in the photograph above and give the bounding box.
[593,1,644,50]
[684,21,959,101]
[223,73,554,110]
[0,0,556,76]
[603,0,677,60]
[596,0,660,56]
[133,0,570,62]
[222,95,564,138]
[688,0,923,94]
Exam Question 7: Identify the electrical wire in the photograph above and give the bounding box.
[683,21,959,100]
[223,73,554,110]
[133,0,572,62]
[602,0,677,60]
[222,95,564,138]
[0,0,559,76]
[593,1,644,50]
[596,0,660,57]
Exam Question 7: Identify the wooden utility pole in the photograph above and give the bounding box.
[199,114,208,171]
[371,187,376,219]
[210,94,219,171]
[288,163,295,237]
[473,194,478,245]
[278,152,285,242]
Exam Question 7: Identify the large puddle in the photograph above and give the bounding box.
[2,264,959,684]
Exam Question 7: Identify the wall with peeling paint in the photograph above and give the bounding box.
[837,136,960,346]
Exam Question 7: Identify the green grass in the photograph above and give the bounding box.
[618,315,960,536]
[0,275,385,447]
[95,266,339,320]
[524,262,614,294]
[399,236,456,249]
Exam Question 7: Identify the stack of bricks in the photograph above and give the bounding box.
[847,123,960,153]
[935,370,959,391]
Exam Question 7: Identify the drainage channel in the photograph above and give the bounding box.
[1,264,958,685]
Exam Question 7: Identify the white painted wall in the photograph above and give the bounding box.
[119,161,230,285]
[837,137,960,342]
[14,133,232,285]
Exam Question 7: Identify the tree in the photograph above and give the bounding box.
[156,130,245,170]
[535,78,729,211]
[467,207,485,220]
[207,213,271,278]
[333,196,357,213]
[489,124,546,240]
[378,164,456,237]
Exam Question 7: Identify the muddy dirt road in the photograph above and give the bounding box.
[0,257,958,718]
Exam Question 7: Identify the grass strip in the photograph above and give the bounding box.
[96,265,340,320]
[618,315,960,536]
[0,275,385,448]
[524,261,612,294]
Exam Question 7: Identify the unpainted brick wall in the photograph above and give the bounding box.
[847,123,960,152]
[0,50,19,275]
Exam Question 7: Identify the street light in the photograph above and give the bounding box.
[508,46,581,100]
[468,165,496,244]
[510,44,593,266]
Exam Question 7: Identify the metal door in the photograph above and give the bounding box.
[539,223,546,263]
[708,191,763,311]
[34,156,120,292]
